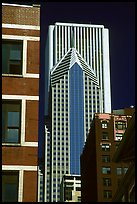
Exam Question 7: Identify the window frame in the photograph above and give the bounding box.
[103,190,112,198]
[102,167,111,174]
[101,144,110,151]
[2,170,19,202]
[2,39,23,76]
[115,120,126,130]
[103,178,111,186]
[115,133,123,141]
[102,132,109,140]
[116,167,122,175]
[2,99,21,144]
[101,121,108,128]
[102,155,110,163]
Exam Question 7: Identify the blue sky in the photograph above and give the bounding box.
[39,2,135,159]
[40,2,135,111]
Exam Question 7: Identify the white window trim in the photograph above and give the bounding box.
[2,23,40,30]
[2,165,38,201]
[2,34,39,78]
[2,165,38,171]
[18,170,23,202]
[2,3,34,8]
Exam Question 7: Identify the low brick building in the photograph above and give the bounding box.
[80,108,134,202]
[2,3,40,202]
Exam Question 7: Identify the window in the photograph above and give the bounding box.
[102,155,110,163]
[2,39,23,75]
[115,133,123,141]
[76,187,81,191]
[115,143,119,150]
[116,167,122,175]
[103,178,111,186]
[123,167,128,174]
[65,187,72,201]
[104,190,112,198]
[2,171,19,202]
[102,167,111,174]
[2,100,21,144]
[77,196,81,202]
[102,132,109,140]
[101,144,110,151]
[115,121,126,130]
[101,121,108,128]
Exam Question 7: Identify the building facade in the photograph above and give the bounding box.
[2,3,40,202]
[38,167,44,202]
[44,22,112,202]
[60,174,81,202]
[112,112,135,202]
[80,108,134,202]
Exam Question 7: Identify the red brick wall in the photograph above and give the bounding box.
[23,171,38,202]
[27,41,40,73]
[2,27,40,37]
[2,5,40,26]
[25,100,39,142]
[2,146,38,166]
[2,77,39,96]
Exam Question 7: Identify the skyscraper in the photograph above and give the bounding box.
[44,22,111,202]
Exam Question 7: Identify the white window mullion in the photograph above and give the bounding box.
[90,28,92,69]
[93,28,95,72]
[77,26,79,52]
[80,27,83,57]
[62,26,64,57]
[21,99,26,144]
[58,26,61,61]
[22,39,27,76]
[18,170,23,202]
[68,26,70,50]
[65,26,67,53]
[83,27,86,60]
[87,27,89,65]
[91,82,94,120]
[74,26,76,48]
[99,28,103,112]
[55,26,57,64]
[96,28,99,81]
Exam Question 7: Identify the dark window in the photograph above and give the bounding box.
[76,187,81,191]
[102,155,110,163]
[104,190,112,198]
[77,196,81,202]
[2,171,19,202]
[2,39,23,75]
[65,187,72,201]
[102,132,109,140]
[115,121,126,130]
[103,178,111,186]
[2,100,21,144]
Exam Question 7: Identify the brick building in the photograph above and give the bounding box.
[80,108,134,202]
[112,112,135,202]
[2,3,40,202]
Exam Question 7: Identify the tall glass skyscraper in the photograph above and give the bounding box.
[44,22,111,202]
